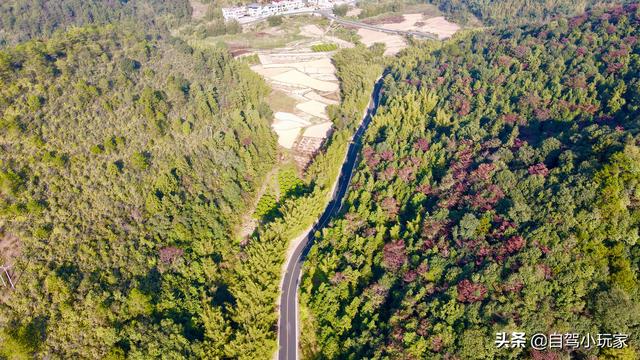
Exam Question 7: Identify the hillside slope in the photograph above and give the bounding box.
[0,26,277,357]
[302,4,640,359]
[436,0,623,25]
[0,0,192,45]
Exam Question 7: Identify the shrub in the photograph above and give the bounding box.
[267,15,283,27]
[311,43,338,52]
[333,4,349,17]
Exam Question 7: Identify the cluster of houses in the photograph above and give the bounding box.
[222,0,341,21]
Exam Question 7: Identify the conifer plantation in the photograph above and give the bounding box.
[0,0,192,45]
[435,0,623,25]
[0,26,278,357]
[302,4,640,359]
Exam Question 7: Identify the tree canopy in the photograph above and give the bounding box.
[435,0,622,26]
[0,25,278,358]
[302,4,640,359]
[0,0,192,46]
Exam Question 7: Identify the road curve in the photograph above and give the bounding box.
[277,76,386,360]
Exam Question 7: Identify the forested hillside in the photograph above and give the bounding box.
[435,0,623,25]
[0,26,278,357]
[225,44,385,358]
[0,0,192,46]
[302,3,640,359]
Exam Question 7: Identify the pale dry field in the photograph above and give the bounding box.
[272,112,311,148]
[357,28,407,55]
[263,58,336,76]
[379,13,424,31]
[300,25,355,49]
[296,100,328,119]
[418,16,460,39]
[305,90,339,105]
[380,14,459,39]
[358,14,460,55]
[251,50,340,148]
[300,24,324,37]
[303,122,332,138]
[271,69,339,92]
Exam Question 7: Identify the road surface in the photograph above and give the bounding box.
[277,76,385,360]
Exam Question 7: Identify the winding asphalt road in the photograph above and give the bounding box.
[277,76,386,360]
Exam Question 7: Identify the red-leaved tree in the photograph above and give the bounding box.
[159,246,183,264]
[457,279,487,303]
[383,240,407,272]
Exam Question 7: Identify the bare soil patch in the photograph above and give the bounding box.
[346,8,362,17]
[296,100,328,119]
[357,14,460,54]
[357,28,406,55]
[190,0,209,20]
[300,24,325,37]
[267,89,299,113]
[0,232,20,265]
[271,69,339,92]
[417,16,460,39]
[363,15,405,25]
[378,14,460,39]
[303,122,332,138]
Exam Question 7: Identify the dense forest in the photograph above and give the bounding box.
[0,0,192,46]
[434,0,624,25]
[302,3,640,359]
[3,0,640,358]
[0,26,279,357]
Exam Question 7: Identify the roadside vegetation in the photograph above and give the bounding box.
[230,43,386,357]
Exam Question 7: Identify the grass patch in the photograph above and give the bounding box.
[327,26,360,44]
[311,43,338,52]
[404,3,441,17]
[200,32,307,50]
[356,2,441,20]
[237,53,260,65]
[266,90,298,113]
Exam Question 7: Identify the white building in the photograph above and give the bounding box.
[235,0,306,19]
[262,3,279,16]
[246,3,264,17]
[222,6,247,20]
[272,0,305,13]
[306,0,333,9]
